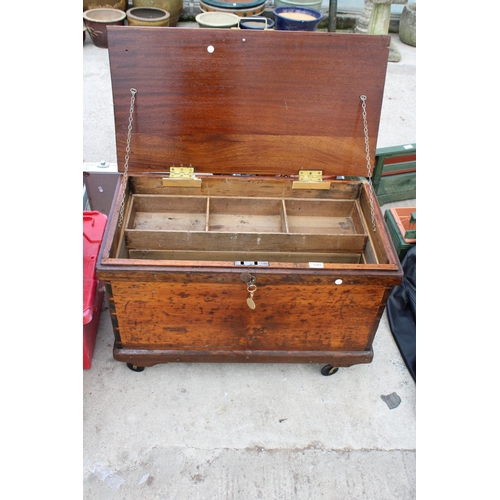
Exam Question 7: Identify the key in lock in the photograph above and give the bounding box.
[240,272,257,310]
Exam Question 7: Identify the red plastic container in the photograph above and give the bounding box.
[83,211,107,369]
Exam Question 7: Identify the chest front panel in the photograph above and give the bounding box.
[109,280,388,352]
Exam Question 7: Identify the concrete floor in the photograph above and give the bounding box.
[83,26,416,499]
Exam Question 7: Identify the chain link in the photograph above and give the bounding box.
[360,95,377,232]
[118,88,137,228]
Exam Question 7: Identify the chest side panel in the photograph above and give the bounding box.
[109,281,388,352]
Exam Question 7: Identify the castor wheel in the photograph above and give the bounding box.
[321,365,339,376]
[127,363,145,372]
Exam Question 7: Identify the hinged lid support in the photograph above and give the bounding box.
[118,88,137,228]
[162,166,202,188]
[360,95,377,232]
[292,170,331,190]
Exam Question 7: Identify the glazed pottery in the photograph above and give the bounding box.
[83,8,126,48]
[239,16,274,29]
[274,0,322,12]
[273,6,322,31]
[195,12,240,28]
[132,0,182,27]
[83,1,126,10]
[201,0,264,9]
[126,7,170,26]
[199,0,266,18]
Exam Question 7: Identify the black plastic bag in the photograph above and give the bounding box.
[386,245,416,381]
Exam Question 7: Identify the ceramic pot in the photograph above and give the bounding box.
[273,6,322,31]
[126,7,170,26]
[132,0,183,27]
[83,0,127,10]
[239,16,274,29]
[199,0,266,18]
[195,12,240,28]
[83,8,126,48]
[201,0,263,9]
[274,0,322,12]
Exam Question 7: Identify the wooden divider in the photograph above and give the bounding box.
[122,194,368,261]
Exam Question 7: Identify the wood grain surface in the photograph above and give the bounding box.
[108,280,388,352]
[107,27,390,176]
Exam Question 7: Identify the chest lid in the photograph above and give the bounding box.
[107,27,390,177]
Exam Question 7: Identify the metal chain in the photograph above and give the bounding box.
[360,95,377,232]
[118,88,137,228]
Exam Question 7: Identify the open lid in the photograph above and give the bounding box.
[107,27,390,177]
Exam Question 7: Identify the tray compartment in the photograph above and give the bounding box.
[285,199,365,235]
[123,193,367,259]
[111,179,387,264]
[208,197,286,233]
[127,195,208,231]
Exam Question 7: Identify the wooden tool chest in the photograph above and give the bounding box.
[96,26,403,375]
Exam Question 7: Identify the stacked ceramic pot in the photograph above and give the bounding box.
[83,7,127,48]
[132,0,183,26]
[127,6,171,26]
[274,0,322,11]
[199,0,267,18]
[83,1,127,9]
[83,2,128,48]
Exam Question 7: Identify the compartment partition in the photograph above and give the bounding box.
[122,194,369,262]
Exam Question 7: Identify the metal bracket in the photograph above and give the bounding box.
[292,170,331,190]
[235,261,269,267]
[162,166,202,187]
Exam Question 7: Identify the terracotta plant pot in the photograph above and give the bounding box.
[83,0,127,10]
[132,0,183,27]
[83,8,126,48]
[126,7,170,26]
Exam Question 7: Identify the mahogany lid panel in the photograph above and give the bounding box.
[107,27,390,176]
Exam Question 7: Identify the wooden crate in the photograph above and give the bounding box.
[373,144,416,205]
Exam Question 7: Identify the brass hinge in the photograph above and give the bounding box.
[292,170,331,190]
[162,166,202,187]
